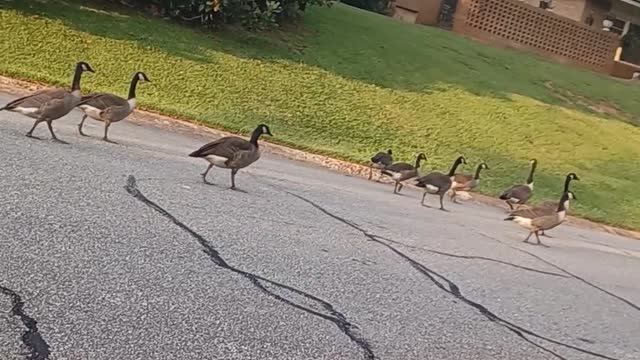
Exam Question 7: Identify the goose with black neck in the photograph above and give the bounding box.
[415,155,467,211]
[449,162,489,203]
[505,191,577,247]
[189,124,273,191]
[0,61,95,143]
[499,159,537,211]
[77,71,151,143]
[381,153,427,194]
[508,172,579,237]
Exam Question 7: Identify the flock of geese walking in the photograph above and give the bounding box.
[0,61,272,191]
[2,62,578,246]
[369,150,579,246]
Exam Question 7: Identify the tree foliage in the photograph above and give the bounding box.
[126,0,332,30]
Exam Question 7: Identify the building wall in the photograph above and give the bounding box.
[452,0,620,72]
[582,0,610,29]
[519,0,586,21]
[394,0,420,12]
[392,0,444,25]
[393,6,419,23]
[553,0,588,21]
[416,0,444,24]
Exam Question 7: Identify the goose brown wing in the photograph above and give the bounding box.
[500,184,531,201]
[538,200,557,209]
[416,172,451,189]
[510,206,551,219]
[452,173,473,184]
[532,214,562,230]
[384,162,413,172]
[189,136,253,160]
[4,88,68,109]
[79,93,128,109]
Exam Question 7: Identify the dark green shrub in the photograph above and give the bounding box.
[340,0,388,14]
[124,0,331,29]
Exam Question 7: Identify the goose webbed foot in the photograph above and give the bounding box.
[52,138,69,145]
[25,134,43,140]
[102,137,118,144]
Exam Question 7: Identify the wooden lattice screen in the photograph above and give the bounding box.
[453,0,620,72]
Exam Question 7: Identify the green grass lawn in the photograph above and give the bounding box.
[2,0,640,229]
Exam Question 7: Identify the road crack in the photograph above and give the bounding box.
[373,234,569,278]
[0,286,50,360]
[478,232,640,313]
[123,175,376,360]
[284,190,621,360]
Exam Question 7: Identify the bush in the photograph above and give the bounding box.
[125,0,331,30]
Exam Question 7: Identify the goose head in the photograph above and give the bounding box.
[77,61,95,73]
[135,71,151,83]
[567,173,580,181]
[257,124,273,137]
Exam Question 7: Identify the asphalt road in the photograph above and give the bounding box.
[1,92,640,360]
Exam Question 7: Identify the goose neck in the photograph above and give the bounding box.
[563,175,573,193]
[250,129,262,146]
[128,75,140,100]
[527,161,537,184]
[474,164,483,180]
[71,65,84,92]
[448,158,463,176]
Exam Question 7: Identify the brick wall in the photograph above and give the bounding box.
[453,0,621,72]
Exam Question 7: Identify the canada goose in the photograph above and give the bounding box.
[449,162,489,203]
[77,71,151,143]
[368,149,393,181]
[0,61,95,143]
[504,191,576,246]
[499,159,537,210]
[508,172,579,237]
[415,156,467,211]
[188,124,272,190]
[381,153,427,194]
